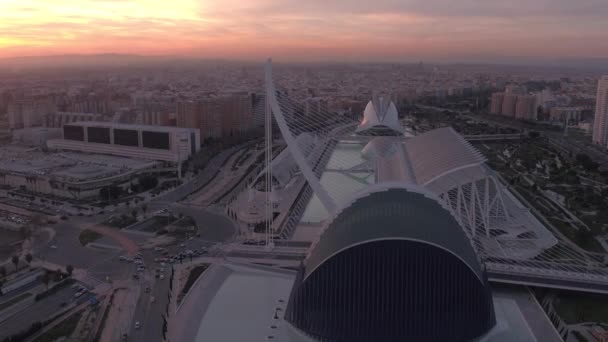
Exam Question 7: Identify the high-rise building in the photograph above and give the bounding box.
[550,107,583,125]
[515,95,537,120]
[592,76,608,146]
[8,98,56,129]
[176,93,254,141]
[501,94,518,117]
[490,92,504,114]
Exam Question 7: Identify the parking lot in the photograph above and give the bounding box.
[0,209,30,227]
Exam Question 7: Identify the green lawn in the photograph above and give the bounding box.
[181,264,209,298]
[554,293,608,324]
[78,229,103,246]
[35,309,84,342]
[0,292,31,311]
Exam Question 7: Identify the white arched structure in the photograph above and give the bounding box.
[263,59,608,286]
[356,97,404,135]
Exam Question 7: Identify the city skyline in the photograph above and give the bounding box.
[1,0,608,63]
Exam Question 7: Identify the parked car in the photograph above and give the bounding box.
[135,321,141,329]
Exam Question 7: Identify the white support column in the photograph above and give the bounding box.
[491,176,509,222]
[456,185,464,227]
[471,182,477,237]
[265,59,337,214]
[484,178,491,236]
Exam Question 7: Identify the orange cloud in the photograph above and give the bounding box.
[0,0,606,61]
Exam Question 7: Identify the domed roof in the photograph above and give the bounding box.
[285,187,496,342]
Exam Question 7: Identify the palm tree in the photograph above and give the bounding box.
[11,256,19,271]
[40,272,50,290]
[66,265,74,277]
[25,253,33,265]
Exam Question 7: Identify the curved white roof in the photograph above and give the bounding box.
[356,97,403,135]
[360,127,486,187]
[404,127,487,186]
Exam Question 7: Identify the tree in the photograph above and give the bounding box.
[99,186,122,201]
[131,209,138,219]
[40,272,50,290]
[0,266,6,278]
[142,204,148,216]
[11,256,19,271]
[138,175,159,191]
[66,265,74,277]
[25,253,32,265]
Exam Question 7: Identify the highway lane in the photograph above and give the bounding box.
[0,284,84,338]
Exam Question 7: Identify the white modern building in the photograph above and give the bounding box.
[355,96,403,135]
[0,146,158,200]
[592,76,608,147]
[47,122,200,162]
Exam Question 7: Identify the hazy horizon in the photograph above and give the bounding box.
[1,0,607,63]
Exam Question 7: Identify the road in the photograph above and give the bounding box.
[493,284,563,342]
[172,204,237,242]
[0,143,250,341]
[0,284,88,338]
[128,249,172,342]
[468,113,608,168]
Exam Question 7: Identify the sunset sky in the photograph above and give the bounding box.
[1,0,607,61]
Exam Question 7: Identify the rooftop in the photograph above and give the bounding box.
[169,261,560,342]
[65,121,198,133]
[0,146,156,182]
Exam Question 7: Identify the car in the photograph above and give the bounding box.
[145,287,151,293]
[160,267,165,272]
[180,243,186,248]
[150,296,156,303]
[135,321,141,329]
[50,245,58,249]
[132,274,139,280]
[160,274,165,280]
[160,262,166,267]
[71,283,81,289]
[119,256,127,261]
[74,291,84,298]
